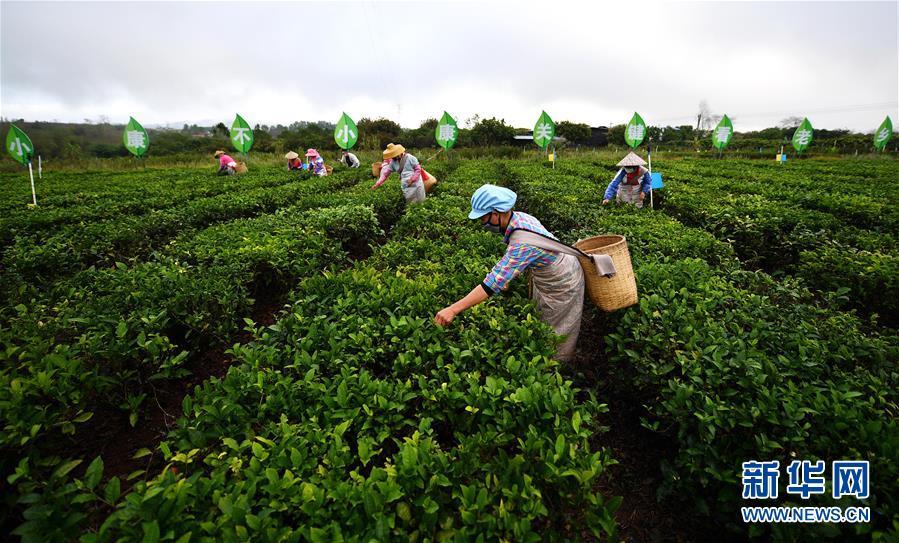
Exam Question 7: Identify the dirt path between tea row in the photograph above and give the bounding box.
[568,310,733,543]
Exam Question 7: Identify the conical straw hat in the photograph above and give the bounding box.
[616,152,647,167]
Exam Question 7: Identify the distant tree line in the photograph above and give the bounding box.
[1,116,895,161]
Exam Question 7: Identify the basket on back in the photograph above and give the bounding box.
[574,235,638,312]
[422,170,438,193]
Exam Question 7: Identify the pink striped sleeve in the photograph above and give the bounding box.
[376,160,391,185]
[409,163,422,183]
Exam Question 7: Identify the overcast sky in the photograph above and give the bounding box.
[1,0,897,131]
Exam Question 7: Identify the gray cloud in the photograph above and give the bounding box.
[2,0,897,131]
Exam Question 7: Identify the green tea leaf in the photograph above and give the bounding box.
[230,114,254,154]
[435,111,458,150]
[791,118,814,153]
[533,111,555,149]
[84,456,104,489]
[334,113,358,150]
[6,125,34,165]
[625,112,646,148]
[123,117,149,157]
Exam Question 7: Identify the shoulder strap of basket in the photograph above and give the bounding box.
[508,228,591,260]
[508,228,616,277]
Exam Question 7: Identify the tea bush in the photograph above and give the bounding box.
[4,156,898,542]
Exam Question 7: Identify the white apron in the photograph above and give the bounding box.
[529,253,584,362]
[401,180,426,204]
[396,154,426,204]
[616,166,647,208]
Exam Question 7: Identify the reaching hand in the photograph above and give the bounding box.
[434,307,456,327]
[602,199,610,205]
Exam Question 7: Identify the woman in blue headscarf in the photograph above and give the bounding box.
[434,184,585,361]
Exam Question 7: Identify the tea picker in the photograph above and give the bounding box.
[435,185,603,362]
[602,152,652,208]
[339,150,360,168]
[305,149,329,176]
[372,143,428,203]
[285,151,303,171]
[213,150,239,175]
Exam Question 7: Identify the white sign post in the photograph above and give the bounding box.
[28,162,37,206]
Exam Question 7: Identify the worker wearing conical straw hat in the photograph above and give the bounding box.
[284,151,302,171]
[435,184,585,361]
[372,143,426,204]
[603,152,652,208]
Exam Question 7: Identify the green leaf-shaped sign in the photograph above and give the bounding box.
[625,112,646,148]
[435,111,458,150]
[123,117,149,157]
[230,114,254,153]
[874,116,893,150]
[712,115,733,151]
[791,118,813,153]
[334,112,358,150]
[6,125,34,165]
[533,111,555,149]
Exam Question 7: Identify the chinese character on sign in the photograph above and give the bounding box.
[335,125,356,145]
[232,128,251,144]
[535,122,553,143]
[742,461,780,499]
[786,460,826,499]
[875,128,890,144]
[9,137,31,159]
[716,127,731,143]
[438,124,455,142]
[794,129,812,146]
[628,124,645,142]
[833,461,870,499]
[126,130,146,149]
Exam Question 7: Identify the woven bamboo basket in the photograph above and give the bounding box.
[574,235,638,312]
[371,162,381,178]
[235,162,248,174]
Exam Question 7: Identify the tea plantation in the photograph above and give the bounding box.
[1,156,896,542]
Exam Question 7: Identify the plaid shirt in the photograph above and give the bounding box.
[482,212,558,295]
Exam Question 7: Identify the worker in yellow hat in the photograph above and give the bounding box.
[372,143,425,203]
